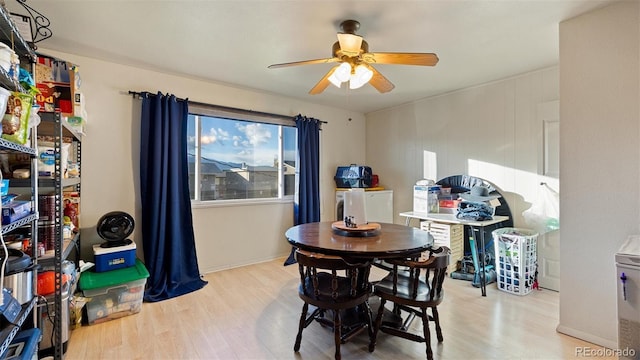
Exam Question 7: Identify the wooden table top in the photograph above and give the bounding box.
[285,221,434,259]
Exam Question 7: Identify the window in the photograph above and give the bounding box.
[187,104,297,202]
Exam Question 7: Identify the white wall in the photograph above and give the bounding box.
[558,1,639,348]
[366,67,559,227]
[39,49,366,273]
[365,2,640,348]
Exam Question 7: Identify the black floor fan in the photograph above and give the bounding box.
[96,211,135,248]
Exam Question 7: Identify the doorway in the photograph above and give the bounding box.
[537,100,560,291]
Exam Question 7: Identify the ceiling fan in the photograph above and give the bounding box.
[268,19,439,95]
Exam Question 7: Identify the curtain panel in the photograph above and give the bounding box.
[284,114,321,265]
[139,91,208,301]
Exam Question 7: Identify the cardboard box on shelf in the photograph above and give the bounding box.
[73,92,85,116]
[34,55,79,117]
[68,92,87,133]
[35,82,72,115]
[35,55,72,84]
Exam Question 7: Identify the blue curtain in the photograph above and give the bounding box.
[284,115,321,265]
[139,92,208,301]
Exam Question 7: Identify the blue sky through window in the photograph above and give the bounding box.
[188,115,296,167]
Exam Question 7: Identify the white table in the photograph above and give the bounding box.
[399,211,510,296]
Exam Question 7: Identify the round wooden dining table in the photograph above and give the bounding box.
[285,221,434,259]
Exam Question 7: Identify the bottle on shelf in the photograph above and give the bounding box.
[427,190,439,214]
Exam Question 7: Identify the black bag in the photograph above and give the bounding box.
[334,165,372,188]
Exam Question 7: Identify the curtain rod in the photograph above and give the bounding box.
[128,91,327,124]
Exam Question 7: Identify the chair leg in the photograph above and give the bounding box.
[364,301,374,343]
[369,298,386,352]
[421,307,433,360]
[392,303,402,317]
[432,306,443,342]
[333,309,342,360]
[294,302,309,352]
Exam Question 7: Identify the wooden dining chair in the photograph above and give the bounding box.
[294,249,374,360]
[369,246,450,360]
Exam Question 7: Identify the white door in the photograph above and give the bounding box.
[539,229,560,290]
[537,100,560,291]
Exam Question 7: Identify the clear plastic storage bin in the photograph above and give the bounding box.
[80,259,149,324]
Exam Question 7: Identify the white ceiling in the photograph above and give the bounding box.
[5,0,615,114]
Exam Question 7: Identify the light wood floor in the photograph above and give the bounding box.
[64,257,612,360]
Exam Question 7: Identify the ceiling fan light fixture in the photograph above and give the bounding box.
[328,62,351,88]
[349,64,373,89]
[328,74,342,88]
[335,62,351,82]
[337,33,363,56]
[268,19,438,95]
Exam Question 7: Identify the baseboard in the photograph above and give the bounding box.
[556,324,618,350]
[201,255,289,274]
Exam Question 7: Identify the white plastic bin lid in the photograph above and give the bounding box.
[618,235,640,256]
[616,235,640,266]
[93,241,136,255]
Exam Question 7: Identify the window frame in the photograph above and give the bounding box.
[188,102,297,207]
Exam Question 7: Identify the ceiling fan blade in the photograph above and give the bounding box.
[363,52,439,66]
[309,66,338,95]
[366,65,395,93]
[268,57,339,69]
[337,33,363,57]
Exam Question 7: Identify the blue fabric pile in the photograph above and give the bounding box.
[456,201,494,221]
